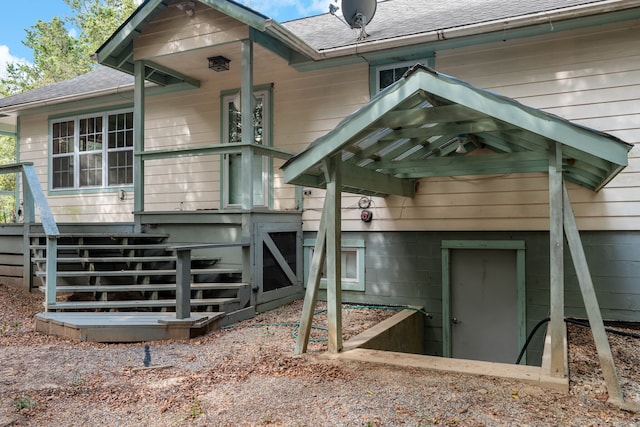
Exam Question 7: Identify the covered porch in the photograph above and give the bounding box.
[283,65,634,407]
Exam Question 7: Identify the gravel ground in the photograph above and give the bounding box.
[1,281,640,426]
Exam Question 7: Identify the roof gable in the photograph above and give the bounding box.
[282,65,632,196]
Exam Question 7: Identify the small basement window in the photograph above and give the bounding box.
[303,239,365,291]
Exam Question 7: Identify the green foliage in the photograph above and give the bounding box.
[13,395,38,411]
[1,0,138,95]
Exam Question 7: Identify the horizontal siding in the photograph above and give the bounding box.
[133,4,248,60]
[300,18,640,232]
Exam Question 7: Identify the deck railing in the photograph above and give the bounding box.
[0,162,59,308]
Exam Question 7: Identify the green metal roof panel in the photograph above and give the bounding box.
[282,65,632,196]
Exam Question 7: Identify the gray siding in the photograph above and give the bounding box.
[305,230,640,365]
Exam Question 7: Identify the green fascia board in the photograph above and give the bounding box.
[143,60,200,88]
[289,7,640,72]
[0,123,16,136]
[382,151,549,178]
[342,166,414,198]
[198,0,267,31]
[282,75,431,184]
[412,70,631,166]
[442,240,525,250]
[95,0,166,64]
[252,29,293,63]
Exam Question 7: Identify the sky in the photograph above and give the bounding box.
[0,0,334,78]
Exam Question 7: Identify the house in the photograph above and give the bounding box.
[0,0,639,403]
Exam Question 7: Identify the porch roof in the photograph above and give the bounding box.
[282,65,633,197]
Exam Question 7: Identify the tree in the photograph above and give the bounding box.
[0,0,138,95]
[0,1,138,221]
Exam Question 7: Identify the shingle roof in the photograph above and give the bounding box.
[0,66,133,110]
[282,0,610,51]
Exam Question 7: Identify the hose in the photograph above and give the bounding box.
[515,317,640,365]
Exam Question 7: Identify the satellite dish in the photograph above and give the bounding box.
[342,0,377,29]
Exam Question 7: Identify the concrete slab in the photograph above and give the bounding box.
[324,308,569,393]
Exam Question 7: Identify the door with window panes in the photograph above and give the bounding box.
[222,89,270,208]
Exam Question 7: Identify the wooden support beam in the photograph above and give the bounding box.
[548,142,565,377]
[133,60,145,213]
[241,38,254,210]
[562,182,624,404]
[294,200,329,354]
[175,249,192,320]
[325,156,343,353]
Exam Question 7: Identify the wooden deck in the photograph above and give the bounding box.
[34,311,228,342]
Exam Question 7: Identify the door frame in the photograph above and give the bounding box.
[441,240,526,362]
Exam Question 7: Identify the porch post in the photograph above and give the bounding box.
[133,60,145,214]
[325,156,342,353]
[562,182,624,404]
[240,37,254,210]
[548,141,565,377]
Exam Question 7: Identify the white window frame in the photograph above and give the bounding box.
[375,59,432,92]
[49,108,134,191]
[221,88,271,208]
[303,239,365,292]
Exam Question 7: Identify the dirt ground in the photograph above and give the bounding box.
[1,281,640,426]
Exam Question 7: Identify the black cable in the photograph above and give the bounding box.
[515,317,550,365]
[515,317,640,365]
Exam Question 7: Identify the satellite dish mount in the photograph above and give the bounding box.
[331,0,377,41]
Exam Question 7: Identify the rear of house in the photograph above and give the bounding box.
[0,0,639,369]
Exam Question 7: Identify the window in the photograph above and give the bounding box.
[221,88,271,207]
[50,109,134,190]
[303,239,365,292]
[374,58,434,93]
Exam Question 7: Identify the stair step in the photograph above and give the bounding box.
[29,232,169,239]
[31,256,220,264]
[30,244,177,251]
[48,297,239,310]
[35,267,242,277]
[41,283,249,293]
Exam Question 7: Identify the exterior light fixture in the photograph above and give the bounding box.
[208,56,230,72]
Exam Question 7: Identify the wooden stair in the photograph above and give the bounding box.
[30,232,251,315]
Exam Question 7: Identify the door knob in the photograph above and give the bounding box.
[452,317,459,324]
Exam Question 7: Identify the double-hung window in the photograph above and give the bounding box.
[50,109,134,190]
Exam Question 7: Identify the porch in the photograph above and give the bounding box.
[0,162,303,342]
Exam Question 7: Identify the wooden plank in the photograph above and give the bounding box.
[41,283,249,293]
[294,196,329,355]
[548,142,565,377]
[35,267,241,277]
[48,297,239,310]
[325,156,342,353]
[562,182,624,404]
[134,60,145,213]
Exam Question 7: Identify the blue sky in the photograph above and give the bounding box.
[0,0,333,77]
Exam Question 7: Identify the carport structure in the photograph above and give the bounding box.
[282,65,633,406]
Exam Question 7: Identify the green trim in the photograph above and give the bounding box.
[252,28,293,63]
[48,103,133,121]
[219,82,276,210]
[442,240,526,250]
[95,0,166,64]
[369,56,435,97]
[47,106,135,194]
[48,186,134,196]
[198,0,268,31]
[290,8,640,72]
[303,239,365,292]
[441,240,526,362]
